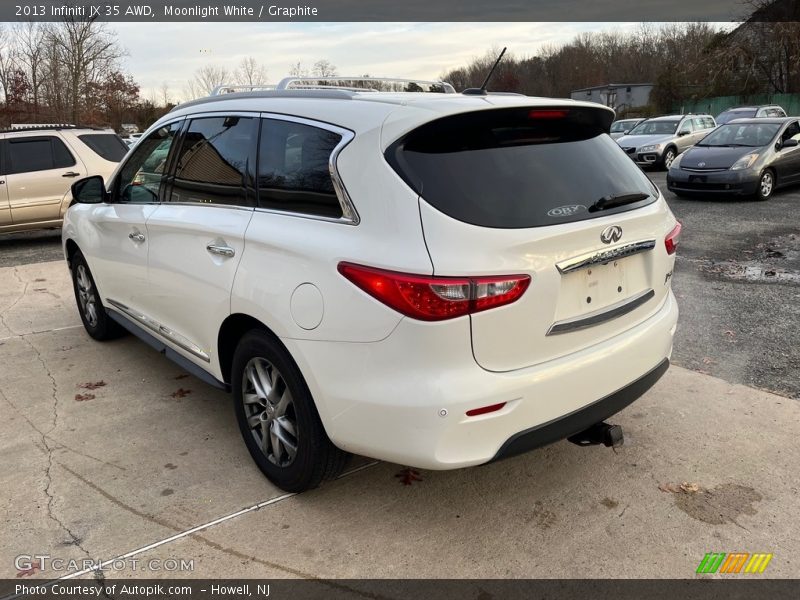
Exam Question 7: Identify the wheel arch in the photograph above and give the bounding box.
[64,238,80,268]
[218,313,281,385]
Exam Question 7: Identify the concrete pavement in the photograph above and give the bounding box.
[1,260,798,580]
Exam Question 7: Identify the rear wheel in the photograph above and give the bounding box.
[661,147,677,170]
[70,251,125,341]
[232,330,348,492]
[755,169,774,201]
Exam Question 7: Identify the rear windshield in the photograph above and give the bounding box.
[716,109,757,125]
[78,134,129,162]
[386,107,657,228]
[610,120,637,132]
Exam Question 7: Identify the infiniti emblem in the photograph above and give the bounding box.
[698,161,706,167]
[600,225,623,244]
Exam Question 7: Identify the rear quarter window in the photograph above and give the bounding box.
[78,134,129,162]
[386,107,657,229]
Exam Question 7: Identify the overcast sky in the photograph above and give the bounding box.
[113,22,659,101]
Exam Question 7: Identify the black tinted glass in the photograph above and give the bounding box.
[717,109,757,124]
[6,136,75,173]
[79,134,128,162]
[258,119,342,218]
[171,116,257,207]
[387,107,655,229]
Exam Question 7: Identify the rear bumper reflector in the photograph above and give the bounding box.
[546,288,655,336]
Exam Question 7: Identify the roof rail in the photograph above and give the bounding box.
[275,76,457,94]
[4,123,110,133]
[210,84,277,96]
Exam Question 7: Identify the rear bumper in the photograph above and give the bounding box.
[492,359,669,461]
[667,169,760,195]
[286,290,678,470]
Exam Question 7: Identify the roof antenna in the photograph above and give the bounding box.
[463,47,507,96]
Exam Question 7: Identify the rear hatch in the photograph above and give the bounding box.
[385,105,678,372]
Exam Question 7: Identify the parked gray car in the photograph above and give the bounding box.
[616,114,716,169]
[609,118,645,140]
[716,105,787,125]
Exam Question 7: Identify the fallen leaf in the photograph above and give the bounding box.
[16,560,41,577]
[680,482,701,493]
[659,481,702,494]
[74,393,95,402]
[723,330,735,337]
[171,388,191,399]
[702,357,716,365]
[78,381,106,390]
[395,467,423,486]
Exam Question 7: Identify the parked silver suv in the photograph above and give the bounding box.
[616,114,716,169]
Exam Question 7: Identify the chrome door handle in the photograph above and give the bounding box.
[128,232,146,243]
[62,171,81,178]
[206,243,235,258]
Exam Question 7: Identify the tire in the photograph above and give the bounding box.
[754,169,774,201]
[70,251,126,341]
[661,147,677,170]
[232,329,349,492]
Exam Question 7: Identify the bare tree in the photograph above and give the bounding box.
[312,59,337,78]
[0,26,17,105]
[288,61,308,78]
[235,56,267,86]
[13,22,46,117]
[188,64,229,97]
[49,19,124,122]
[159,81,171,106]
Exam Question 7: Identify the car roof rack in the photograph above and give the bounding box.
[3,123,110,133]
[210,77,457,96]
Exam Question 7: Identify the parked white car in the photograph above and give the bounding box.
[0,126,127,234]
[63,77,680,492]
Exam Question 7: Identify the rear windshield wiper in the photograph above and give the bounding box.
[588,192,650,213]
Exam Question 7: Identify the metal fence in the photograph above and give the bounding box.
[676,94,800,118]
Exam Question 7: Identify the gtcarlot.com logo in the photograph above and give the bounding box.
[696,552,773,574]
[15,554,194,574]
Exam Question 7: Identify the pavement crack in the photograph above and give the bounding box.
[19,333,92,557]
[0,266,27,336]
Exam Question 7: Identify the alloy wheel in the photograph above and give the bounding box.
[241,357,298,467]
[760,171,773,198]
[663,149,676,169]
[76,264,98,327]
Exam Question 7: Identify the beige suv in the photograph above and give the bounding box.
[0,126,127,234]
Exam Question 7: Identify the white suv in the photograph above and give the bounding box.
[63,78,680,492]
[0,126,127,234]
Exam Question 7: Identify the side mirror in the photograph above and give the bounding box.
[678,130,690,137]
[71,176,108,204]
[781,138,798,149]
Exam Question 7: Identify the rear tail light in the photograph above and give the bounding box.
[337,262,530,321]
[665,221,682,255]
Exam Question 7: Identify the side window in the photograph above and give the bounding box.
[692,117,706,130]
[116,122,180,204]
[5,136,75,174]
[782,121,800,142]
[678,119,693,134]
[170,116,257,207]
[257,118,343,218]
[704,117,716,129]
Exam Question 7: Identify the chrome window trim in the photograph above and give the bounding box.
[556,240,657,275]
[258,111,360,225]
[547,288,655,336]
[106,299,210,362]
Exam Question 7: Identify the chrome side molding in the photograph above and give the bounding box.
[547,289,655,336]
[106,299,210,362]
[556,240,656,275]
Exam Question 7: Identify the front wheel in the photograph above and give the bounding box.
[70,251,125,341]
[232,330,349,492]
[755,169,774,201]
[661,147,677,170]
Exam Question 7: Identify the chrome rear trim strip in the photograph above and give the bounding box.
[556,240,656,274]
[547,288,655,336]
[106,299,210,362]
